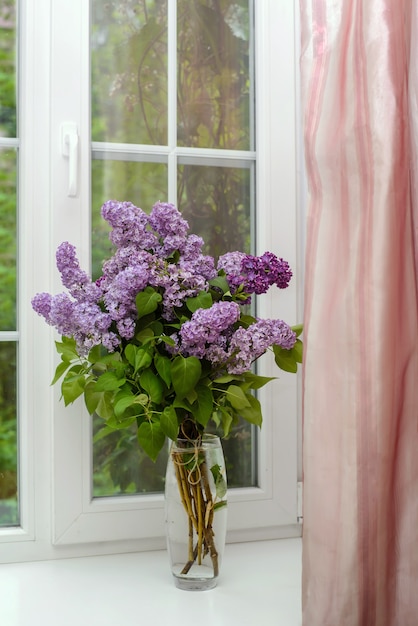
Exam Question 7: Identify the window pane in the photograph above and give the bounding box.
[90,2,256,499]
[91,0,168,145]
[0,2,17,138]
[91,159,167,278]
[93,418,168,496]
[177,163,252,257]
[0,147,17,331]
[177,0,251,150]
[0,1,18,528]
[0,342,18,527]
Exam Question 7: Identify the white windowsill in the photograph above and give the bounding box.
[1,538,302,626]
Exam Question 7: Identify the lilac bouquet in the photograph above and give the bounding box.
[32,200,302,461]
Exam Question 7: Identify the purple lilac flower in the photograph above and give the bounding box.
[103,264,149,325]
[151,265,208,321]
[179,235,216,280]
[226,319,296,375]
[101,200,158,249]
[218,251,292,295]
[178,301,241,358]
[149,202,189,239]
[56,242,102,302]
[258,252,293,289]
[101,247,153,282]
[217,250,246,274]
[32,290,116,356]
[32,292,53,322]
[48,293,76,337]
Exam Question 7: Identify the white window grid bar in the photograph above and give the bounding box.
[0,332,19,341]
[167,0,177,204]
[92,142,256,168]
[0,138,19,148]
[249,0,255,153]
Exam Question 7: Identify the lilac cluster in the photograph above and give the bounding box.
[173,303,296,375]
[178,301,241,358]
[32,199,295,360]
[32,201,218,354]
[224,319,296,375]
[31,291,118,355]
[218,251,293,296]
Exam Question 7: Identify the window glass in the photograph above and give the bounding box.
[0,0,18,528]
[90,0,256,498]
[0,1,17,138]
[0,148,17,330]
[91,0,168,145]
[177,0,251,150]
[177,163,252,258]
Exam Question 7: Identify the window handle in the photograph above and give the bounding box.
[61,122,79,197]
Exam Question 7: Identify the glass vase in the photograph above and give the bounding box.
[164,434,228,590]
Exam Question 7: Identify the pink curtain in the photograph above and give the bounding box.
[300,1,418,625]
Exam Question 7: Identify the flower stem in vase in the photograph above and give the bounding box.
[171,448,219,577]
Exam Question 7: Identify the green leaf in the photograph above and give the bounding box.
[87,344,104,364]
[136,328,154,344]
[292,338,303,363]
[159,335,176,347]
[240,372,276,390]
[139,369,163,404]
[193,384,214,427]
[226,384,252,410]
[124,344,136,368]
[125,344,153,377]
[154,353,172,387]
[171,355,202,399]
[137,421,165,462]
[149,321,163,336]
[239,394,263,427]
[51,360,72,386]
[210,463,227,500]
[209,275,230,294]
[217,406,234,437]
[55,337,79,361]
[160,406,179,441]
[114,392,137,418]
[94,371,126,392]
[291,324,304,338]
[186,291,213,313]
[106,413,137,430]
[136,286,162,319]
[61,368,86,405]
[134,347,153,373]
[213,374,235,384]
[238,314,257,327]
[84,382,116,420]
[273,345,298,373]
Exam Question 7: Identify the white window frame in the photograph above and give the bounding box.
[1,0,302,563]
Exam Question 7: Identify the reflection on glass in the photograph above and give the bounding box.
[91,159,167,279]
[0,2,17,138]
[91,0,168,145]
[177,0,251,150]
[0,342,18,527]
[0,148,17,331]
[178,164,251,258]
[93,418,168,497]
